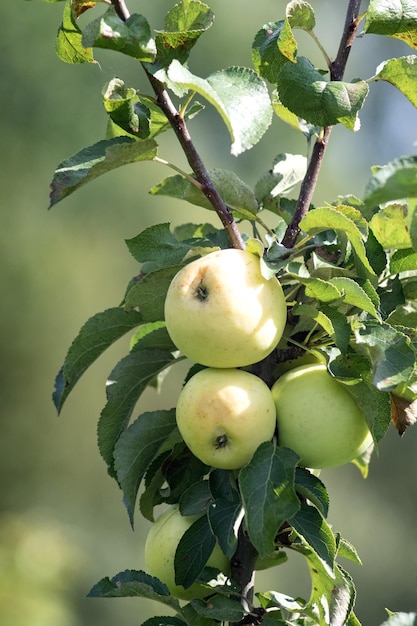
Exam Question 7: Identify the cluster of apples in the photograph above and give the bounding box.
[144,248,373,599]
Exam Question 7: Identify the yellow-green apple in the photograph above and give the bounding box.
[176,367,276,470]
[272,364,373,469]
[144,505,229,600]
[164,249,287,368]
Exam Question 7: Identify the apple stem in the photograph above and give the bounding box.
[281,0,363,249]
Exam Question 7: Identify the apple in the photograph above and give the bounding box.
[144,505,229,601]
[272,364,373,469]
[176,367,276,470]
[164,248,287,368]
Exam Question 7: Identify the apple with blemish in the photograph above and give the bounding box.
[176,367,277,470]
[164,248,287,368]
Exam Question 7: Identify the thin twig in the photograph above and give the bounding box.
[145,71,245,249]
[282,0,363,249]
[110,0,130,21]
[110,0,244,250]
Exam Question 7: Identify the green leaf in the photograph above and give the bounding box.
[56,1,95,64]
[153,0,214,68]
[364,156,417,207]
[353,320,416,391]
[295,467,329,518]
[328,352,392,443]
[97,349,176,474]
[150,169,258,219]
[166,61,272,155]
[336,534,362,566]
[292,303,351,354]
[290,540,356,626]
[291,502,336,570]
[113,409,177,525]
[255,153,307,205]
[390,248,417,273]
[174,515,216,589]
[300,206,376,280]
[49,137,158,208]
[103,79,151,139]
[329,277,380,319]
[207,499,241,559]
[388,301,417,328]
[181,603,222,626]
[286,0,316,31]
[53,307,143,413]
[272,92,319,136]
[130,322,176,352]
[126,223,192,269]
[179,480,212,516]
[364,1,417,48]
[124,265,184,322]
[82,7,156,60]
[191,596,245,622]
[252,21,296,84]
[87,569,180,610]
[372,56,417,107]
[239,442,300,558]
[369,203,412,250]
[277,56,369,130]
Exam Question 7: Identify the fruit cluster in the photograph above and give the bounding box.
[144,248,372,598]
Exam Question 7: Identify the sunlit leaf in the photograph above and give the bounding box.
[364,156,417,207]
[252,20,296,84]
[82,7,156,60]
[365,1,417,48]
[56,0,95,64]
[154,0,214,67]
[286,0,316,31]
[300,206,376,280]
[255,153,307,204]
[353,320,416,391]
[167,61,272,155]
[372,56,417,107]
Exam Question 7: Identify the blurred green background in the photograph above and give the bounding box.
[1,2,416,625]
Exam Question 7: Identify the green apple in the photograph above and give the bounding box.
[272,364,373,469]
[164,248,287,368]
[176,367,276,470]
[144,505,229,601]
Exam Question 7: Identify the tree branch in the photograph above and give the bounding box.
[145,71,245,250]
[109,0,244,250]
[281,0,363,249]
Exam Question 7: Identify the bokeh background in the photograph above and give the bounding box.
[1,1,416,625]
